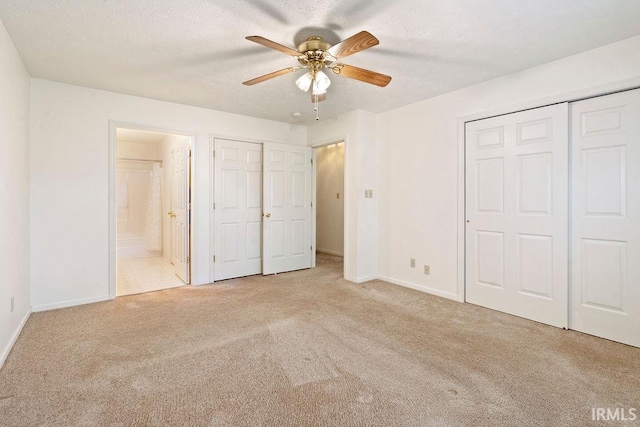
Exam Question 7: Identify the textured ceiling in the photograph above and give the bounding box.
[2,0,640,125]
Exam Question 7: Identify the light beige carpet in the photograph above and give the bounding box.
[1,254,638,426]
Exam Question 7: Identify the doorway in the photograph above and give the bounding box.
[113,127,191,296]
[314,141,345,268]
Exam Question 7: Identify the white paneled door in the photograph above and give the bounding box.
[465,104,569,328]
[214,139,263,280]
[173,144,190,283]
[570,89,640,347]
[262,142,313,275]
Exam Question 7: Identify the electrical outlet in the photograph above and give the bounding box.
[424,265,430,275]
[410,258,415,268]
[11,296,14,312]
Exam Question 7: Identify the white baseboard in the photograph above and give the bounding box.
[32,295,110,313]
[377,275,458,301]
[344,274,357,283]
[316,248,344,257]
[0,308,31,369]
[356,275,377,283]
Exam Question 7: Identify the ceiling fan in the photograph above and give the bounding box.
[242,31,391,117]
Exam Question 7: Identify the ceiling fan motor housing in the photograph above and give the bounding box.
[297,36,331,54]
[297,37,333,69]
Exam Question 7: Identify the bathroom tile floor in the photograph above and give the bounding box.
[116,256,185,296]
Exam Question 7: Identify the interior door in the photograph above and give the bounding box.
[263,142,313,275]
[465,103,569,327]
[214,139,263,280]
[570,88,640,347]
[173,144,190,283]
[170,149,177,265]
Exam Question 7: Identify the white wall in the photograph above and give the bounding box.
[25,33,640,312]
[377,35,640,300]
[316,142,344,256]
[307,110,378,282]
[30,79,306,311]
[0,18,31,367]
[356,111,379,281]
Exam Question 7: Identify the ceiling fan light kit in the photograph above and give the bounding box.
[243,31,392,120]
[313,70,331,92]
[295,72,313,92]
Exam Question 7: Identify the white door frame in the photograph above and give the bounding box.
[456,77,640,303]
[108,121,195,299]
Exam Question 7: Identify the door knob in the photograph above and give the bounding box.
[265,213,271,218]
[168,211,176,218]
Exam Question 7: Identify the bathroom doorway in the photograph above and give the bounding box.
[114,127,191,296]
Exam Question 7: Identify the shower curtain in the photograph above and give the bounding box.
[145,162,163,251]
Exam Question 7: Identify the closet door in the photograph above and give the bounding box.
[214,139,263,280]
[570,89,640,347]
[262,142,313,275]
[465,104,569,327]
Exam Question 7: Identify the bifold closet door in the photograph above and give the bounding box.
[570,89,640,347]
[214,139,263,281]
[262,142,313,275]
[465,103,569,328]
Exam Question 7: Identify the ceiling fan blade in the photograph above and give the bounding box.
[245,36,302,57]
[242,67,299,86]
[311,92,327,103]
[327,31,379,59]
[332,64,391,87]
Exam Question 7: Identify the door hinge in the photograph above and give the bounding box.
[213,202,216,209]
[311,158,313,165]
[311,201,313,207]
[188,203,191,210]
[310,245,313,250]
[188,150,192,157]
[213,255,216,263]
[213,150,216,158]
[187,256,190,263]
